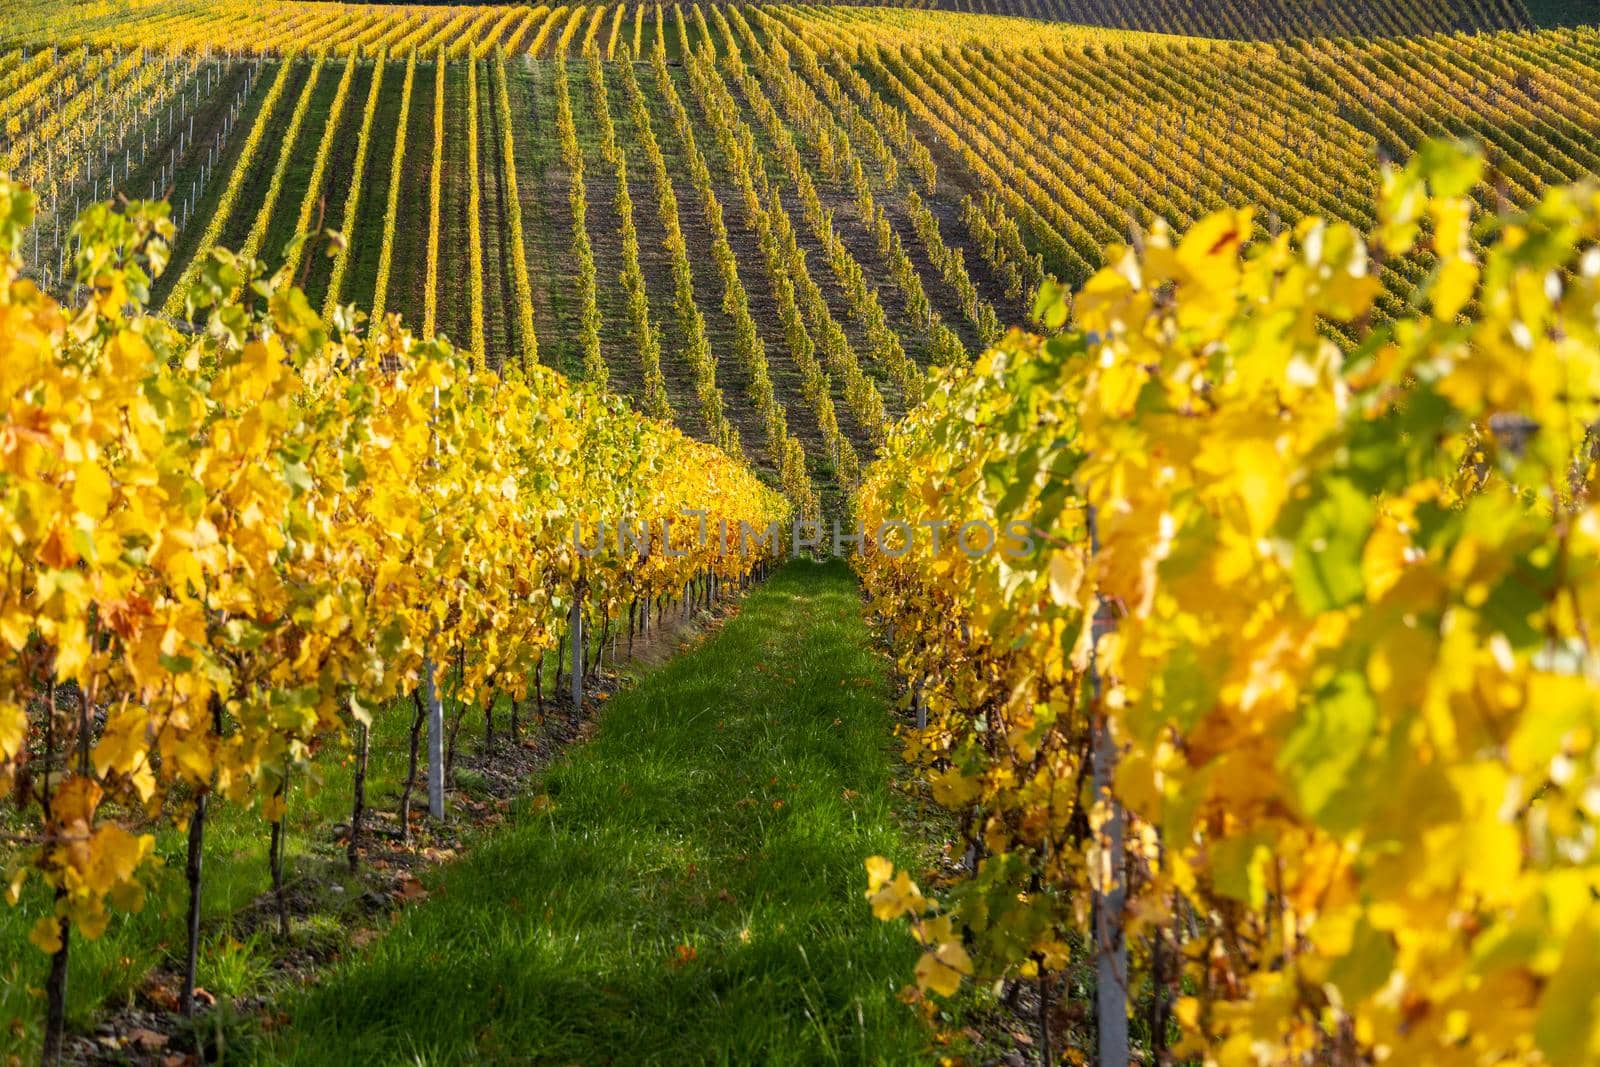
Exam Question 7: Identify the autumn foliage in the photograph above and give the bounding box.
[859,144,1600,1063]
[0,181,784,1029]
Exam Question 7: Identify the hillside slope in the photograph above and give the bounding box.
[6,3,1600,522]
[775,0,1532,37]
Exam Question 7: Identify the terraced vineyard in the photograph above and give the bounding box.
[7,1,1600,517]
[784,0,1533,37]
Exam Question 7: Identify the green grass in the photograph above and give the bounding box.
[301,61,376,309]
[255,59,344,275]
[513,60,574,377]
[0,719,347,1058]
[0,648,524,1060]
[390,60,437,327]
[265,559,936,1066]
[437,60,473,351]
[339,58,406,314]
[150,59,284,310]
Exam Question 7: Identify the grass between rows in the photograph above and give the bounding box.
[264,558,935,1066]
[0,660,445,1060]
[1,599,541,1058]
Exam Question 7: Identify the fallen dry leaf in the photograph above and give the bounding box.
[142,979,180,1012]
[128,1027,168,1051]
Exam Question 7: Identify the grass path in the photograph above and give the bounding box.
[267,560,934,1065]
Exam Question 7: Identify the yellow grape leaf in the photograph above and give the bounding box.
[1430,196,1473,260]
[1230,439,1288,539]
[1318,265,1383,323]
[1037,939,1071,970]
[930,767,980,808]
[1114,751,1161,819]
[52,776,103,830]
[104,328,154,378]
[1360,516,1411,604]
[76,903,110,940]
[1176,209,1251,282]
[0,607,30,652]
[171,733,214,782]
[53,618,92,682]
[1278,672,1376,825]
[1535,914,1600,1064]
[91,269,127,318]
[918,913,957,948]
[1211,833,1272,910]
[1097,357,1149,418]
[1377,167,1427,254]
[865,856,894,896]
[73,462,113,521]
[0,699,25,760]
[1047,550,1082,607]
[108,876,146,914]
[914,940,972,997]
[129,762,157,804]
[1508,673,1592,773]
[1065,264,1130,335]
[85,826,154,892]
[1433,259,1479,321]
[1452,764,1522,898]
[1325,917,1395,1004]
[29,915,63,955]
[92,708,150,778]
[869,871,926,921]
[1215,1033,1262,1067]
